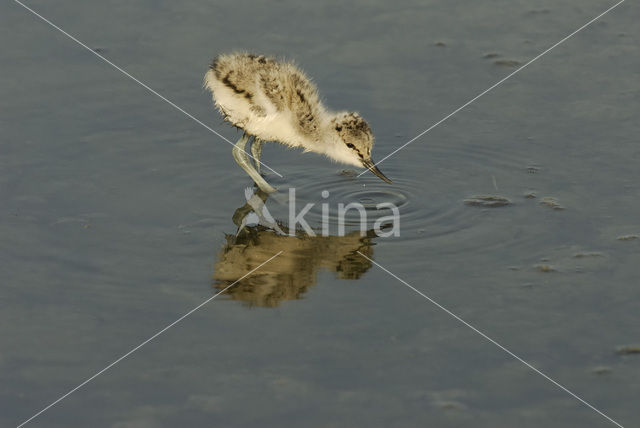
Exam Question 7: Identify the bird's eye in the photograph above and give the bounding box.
[346,143,355,149]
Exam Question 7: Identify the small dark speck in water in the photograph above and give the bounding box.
[494,59,522,67]
[617,234,639,241]
[590,366,613,375]
[483,52,500,59]
[526,166,540,174]
[464,195,512,208]
[574,252,603,258]
[434,41,447,47]
[535,264,556,273]
[434,400,466,411]
[93,47,106,53]
[526,9,551,16]
[616,345,640,355]
[540,197,564,210]
[339,169,358,178]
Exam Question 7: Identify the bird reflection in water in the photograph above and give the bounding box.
[213,190,380,307]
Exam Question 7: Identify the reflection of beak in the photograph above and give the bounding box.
[362,159,393,184]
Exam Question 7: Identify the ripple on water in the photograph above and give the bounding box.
[218,145,555,259]
[285,171,479,244]
[293,172,409,227]
[464,195,512,208]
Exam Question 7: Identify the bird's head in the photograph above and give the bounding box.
[331,112,392,184]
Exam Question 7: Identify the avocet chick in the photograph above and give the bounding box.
[204,52,392,193]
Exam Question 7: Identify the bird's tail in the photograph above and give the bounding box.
[203,54,225,91]
[203,67,217,92]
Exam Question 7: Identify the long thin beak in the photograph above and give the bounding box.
[362,159,393,184]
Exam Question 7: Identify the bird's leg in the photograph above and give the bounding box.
[232,134,276,193]
[250,138,263,174]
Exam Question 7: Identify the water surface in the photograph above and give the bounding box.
[1,0,639,427]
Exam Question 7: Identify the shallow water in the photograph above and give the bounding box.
[1,0,639,427]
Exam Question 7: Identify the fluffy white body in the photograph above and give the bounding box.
[204,53,391,191]
[204,69,305,149]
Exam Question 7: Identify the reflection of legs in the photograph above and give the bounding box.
[251,138,263,174]
[232,188,270,229]
[232,134,276,193]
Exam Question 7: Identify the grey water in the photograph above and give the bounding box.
[1,0,639,427]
